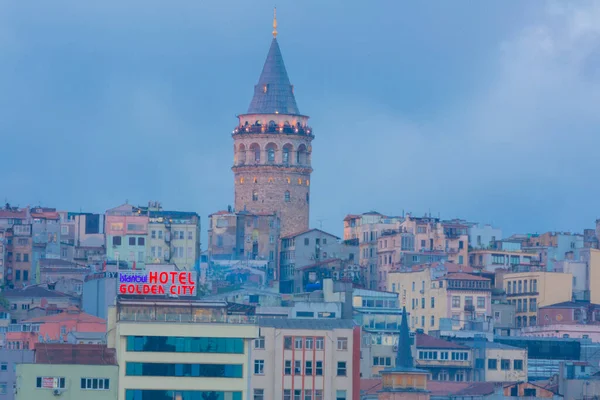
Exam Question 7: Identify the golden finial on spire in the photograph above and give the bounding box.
[272,7,278,38]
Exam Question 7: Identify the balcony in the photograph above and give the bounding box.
[464,304,475,312]
[233,124,313,137]
[232,162,312,171]
[415,359,471,368]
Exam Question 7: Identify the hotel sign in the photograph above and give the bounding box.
[118,271,197,296]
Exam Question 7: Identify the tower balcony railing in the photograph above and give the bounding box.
[233,124,313,136]
[232,161,312,170]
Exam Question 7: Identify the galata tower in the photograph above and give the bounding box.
[232,9,313,237]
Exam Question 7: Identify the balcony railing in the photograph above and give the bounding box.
[233,125,313,136]
[232,161,311,170]
[118,312,257,325]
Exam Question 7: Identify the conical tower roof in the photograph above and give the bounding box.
[395,306,415,370]
[247,35,300,115]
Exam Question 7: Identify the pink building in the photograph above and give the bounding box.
[520,301,600,341]
[5,308,106,350]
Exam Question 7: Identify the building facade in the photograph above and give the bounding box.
[251,319,360,400]
[232,17,313,238]
[105,204,148,270]
[0,349,34,400]
[107,298,259,400]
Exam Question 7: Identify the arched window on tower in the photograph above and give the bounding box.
[252,190,258,202]
[284,191,290,202]
[306,193,310,203]
[250,143,260,163]
[297,144,307,165]
[266,143,277,164]
[237,144,246,165]
[283,143,292,165]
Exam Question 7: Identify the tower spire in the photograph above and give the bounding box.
[273,7,278,38]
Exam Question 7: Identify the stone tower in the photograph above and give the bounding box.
[232,10,313,237]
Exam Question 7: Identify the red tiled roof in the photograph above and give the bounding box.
[360,379,382,395]
[443,272,490,281]
[427,381,472,396]
[35,344,116,365]
[416,334,469,349]
[343,214,361,221]
[209,210,231,216]
[2,286,74,298]
[453,382,497,396]
[31,211,60,220]
[25,310,106,324]
[0,210,27,218]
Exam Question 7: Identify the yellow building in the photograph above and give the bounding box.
[107,298,259,400]
[388,267,492,333]
[589,249,600,305]
[503,271,573,328]
[482,342,527,382]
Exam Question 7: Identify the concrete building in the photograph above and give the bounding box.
[352,288,402,378]
[107,297,258,400]
[140,201,201,270]
[60,212,105,264]
[468,224,502,250]
[232,15,313,238]
[520,301,600,341]
[105,203,148,269]
[208,209,280,282]
[0,349,34,400]
[2,286,79,323]
[30,208,62,284]
[251,319,360,400]
[503,271,573,328]
[279,229,358,293]
[471,342,528,383]
[0,306,10,347]
[15,344,117,400]
[469,249,537,272]
[0,206,31,288]
[388,267,491,333]
[415,334,473,382]
[82,262,122,320]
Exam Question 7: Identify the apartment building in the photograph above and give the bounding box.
[107,297,258,400]
[105,204,148,269]
[208,209,280,282]
[60,212,105,264]
[476,342,527,382]
[15,344,117,400]
[388,267,491,332]
[415,334,473,382]
[145,208,201,270]
[0,206,30,288]
[469,249,536,272]
[2,286,79,324]
[503,271,573,328]
[468,224,502,250]
[250,319,359,400]
[0,349,34,400]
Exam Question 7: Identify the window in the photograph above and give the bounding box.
[316,361,323,376]
[488,359,497,370]
[254,389,264,400]
[304,238,309,246]
[431,315,435,326]
[284,336,293,349]
[129,237,136,246]
[15,270,20,280]
[452,296,460,308]
[440,351,448,360]
[23,253,29,262]
[80,378,110,390]
[254,360,264,375]
[305,337,313,349]
[0,363,6,371]
[336,390,346,400]
[305,360,313,375]
[138,237,145,246]
[501,359,510,370]
[254,337,265,349]
[0,383,5,395]
[151,230,156,238]
[431,297,435,308]
[252,190,258,201]
[337,337,348,350]
[188,231,193,240]
[513,360,523,370]
[284,360,292,375]
[294,390,302,400]
[315,390,323,400]
[284,390,292,400]
[23,270,29,281]
[158,230,163,239]
[15,253,20,262]
[294,360,301,374]
[295,337,303,349]
[315,337,324,350]
[113,236,122,246]
[36,377,66,389]
[523,388,536,397]
[455,371,465,382]
[337,361,347,376]
[304,389,312,400]
[477,296,485,309]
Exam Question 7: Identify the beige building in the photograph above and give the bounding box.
[388,267,492,333]
[469,249,536,272]
[503,271,573,328]
[250,319,360,400]
[107,298,259,400]
[15,343,118,400]
[481,342,527,382]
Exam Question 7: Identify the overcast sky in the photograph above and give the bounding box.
[1,1,599,242]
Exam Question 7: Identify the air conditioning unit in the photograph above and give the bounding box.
[53,389,63,396]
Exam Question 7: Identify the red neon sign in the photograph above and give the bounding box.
[118,271,196,296]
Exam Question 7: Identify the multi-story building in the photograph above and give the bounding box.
[208,209,280,282]
[15,344,117,400]
[251,319,360,400]
[279,229,358,293]
[343,212,402,290]
[503,271,573,328]
[231,14,313,238]
[415,334,473,382]
[60,212,105,264]
[30,208,62,284]
[388,267,492,333]
[352,288,402,378]
[0,229,6,287]
[139,202,201,270]
[105,204,148,269]
[107,297,258,400]
[469,249,537,272]
[520,301,600,341]
[0,306,10,346]
[468,223,502,250]
[2,286,79,324]
[0,349,34,400]
[0,206,31,288]
[466,341,527,382]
